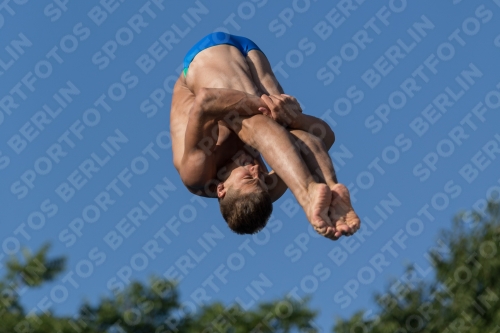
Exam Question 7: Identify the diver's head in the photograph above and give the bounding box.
[217,158,272,234]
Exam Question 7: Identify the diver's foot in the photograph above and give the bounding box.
[328,184,360,236]
[305,183,339,240]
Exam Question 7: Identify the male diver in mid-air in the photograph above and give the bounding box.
[170,32,360,240]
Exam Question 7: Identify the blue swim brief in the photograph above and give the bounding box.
[183,32,262,77]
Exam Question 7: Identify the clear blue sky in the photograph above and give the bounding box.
[1,0,500,330]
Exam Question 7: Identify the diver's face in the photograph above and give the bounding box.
[218,154,268,198]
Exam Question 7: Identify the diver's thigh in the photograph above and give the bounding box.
[246,50,284,95]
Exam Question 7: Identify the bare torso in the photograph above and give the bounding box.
[170,45,268,183]
[170,41,361,238]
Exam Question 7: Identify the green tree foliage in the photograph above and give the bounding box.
[0,245,317,332]
[333,202,500,333]
[183,299,318,332]
[3,202,498,332]
[5,244,66,288]
[0,243,69,333]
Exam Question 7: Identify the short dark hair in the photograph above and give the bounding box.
[218,187,273,234]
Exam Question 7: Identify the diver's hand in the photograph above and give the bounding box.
[259,94,303,128]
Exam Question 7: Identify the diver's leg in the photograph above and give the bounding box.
[290,130,360,235]
[246,50,284,95]
[246,49,360,236]
[236,114,341,239]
